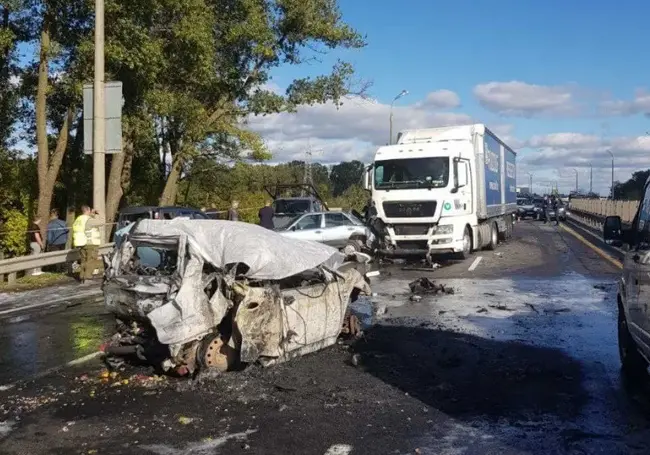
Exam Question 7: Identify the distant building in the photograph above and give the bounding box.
[517,186,530,195]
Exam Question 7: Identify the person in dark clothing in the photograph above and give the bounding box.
[258,201,274,229]
[46,209,69,272]
[28,217,44,275]
[47,209,69,251]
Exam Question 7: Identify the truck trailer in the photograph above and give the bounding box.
[363,124,517,261]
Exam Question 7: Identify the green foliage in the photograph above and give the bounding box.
[613,170,650,200]
[0,208,28,256]
[329,160,364,196]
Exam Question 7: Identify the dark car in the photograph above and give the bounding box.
[517,197,537,219]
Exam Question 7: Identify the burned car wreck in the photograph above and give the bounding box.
[101,219,371,376]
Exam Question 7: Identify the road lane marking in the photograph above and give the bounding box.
[0,351,102,392]
[468,256,483,271]
[324,445,353,455]
[559,224,623,269]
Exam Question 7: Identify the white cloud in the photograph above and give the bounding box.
[600,89,650,116]
[417,89,461,109]
[473,81,578,117]
[525,132,600,149]
[247,90,469,164]
[518,133,650,195]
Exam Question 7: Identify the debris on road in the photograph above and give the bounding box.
[408,277,455,295]
[101,219,371,376]
[488,303,510,311]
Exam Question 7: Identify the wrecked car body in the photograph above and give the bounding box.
[101,219,371,375]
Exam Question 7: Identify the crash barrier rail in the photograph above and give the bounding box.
[568,207,633,232]
[564,214,626,263]
[0,243,114,284]
[569,199,638,223]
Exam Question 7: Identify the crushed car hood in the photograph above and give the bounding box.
[127,219,345,280]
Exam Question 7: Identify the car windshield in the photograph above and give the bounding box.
[273,199,311,214]
[374,157,450,190]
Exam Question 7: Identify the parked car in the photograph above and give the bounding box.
[603,183,650,378]
[277,211,372,254]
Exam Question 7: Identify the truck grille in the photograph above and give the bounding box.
[383,201,436,218]
[393,224,430,236]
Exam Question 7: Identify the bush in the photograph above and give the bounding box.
[0,209,28,257]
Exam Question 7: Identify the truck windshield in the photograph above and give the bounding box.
[374,157,450,190]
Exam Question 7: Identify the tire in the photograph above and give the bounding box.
[456,227,473,260]
[343,238,364,255]
[485,222,498,250]
[618,306,648,377]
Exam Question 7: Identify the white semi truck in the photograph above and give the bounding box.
[363,124,517,260]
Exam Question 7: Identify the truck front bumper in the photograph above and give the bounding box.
[379,235,463,256]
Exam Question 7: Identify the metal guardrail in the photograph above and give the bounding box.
[0,243,114,283]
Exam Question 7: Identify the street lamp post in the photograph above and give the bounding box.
[389,90,408,145]
[607,150,614,199]
[93,0,106,238]
[573,168,578,193]
[589,163,593,194]
[527,172,533,194]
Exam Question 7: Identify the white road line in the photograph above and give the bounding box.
[324,445,353,455]
[468,256,483,272]
[0,351,102,392]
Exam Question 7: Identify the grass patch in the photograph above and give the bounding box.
[0,272,74,292]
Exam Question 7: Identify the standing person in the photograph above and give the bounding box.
[72,205,102,283]
[46,209,69,272]
[258,201,274,229]
[28,216,44,276]
[227,200,239,221]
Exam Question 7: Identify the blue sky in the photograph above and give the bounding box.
[258,0,650,194]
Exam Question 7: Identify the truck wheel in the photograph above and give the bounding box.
[618,306,648,377]
[457,227,473,260]
[485,222,498,250]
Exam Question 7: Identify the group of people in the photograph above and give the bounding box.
[25,200,277,281]
[27,205,103,282]
[225,200,275,230]
[542,195,561,226]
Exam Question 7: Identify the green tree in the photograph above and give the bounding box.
[156,0,369,204]
[613,169,650,200]
[329,160,364,196]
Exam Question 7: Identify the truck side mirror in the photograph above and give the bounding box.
[603,216,623,246]
[363,165,373,191]
[452,159,467,193]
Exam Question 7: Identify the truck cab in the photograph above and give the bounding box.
[603,176,650,378]
[363,124,516,260]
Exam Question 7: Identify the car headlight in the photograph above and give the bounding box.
[435,224,453,235]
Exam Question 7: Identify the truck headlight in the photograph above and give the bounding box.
[435,224,453,235]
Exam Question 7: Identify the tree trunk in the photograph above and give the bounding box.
[35,15,74,238]
[159,153,183,205]
[105,138,134,225]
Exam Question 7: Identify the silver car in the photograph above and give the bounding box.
[278,211,372,254]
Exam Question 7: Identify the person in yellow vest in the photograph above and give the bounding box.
[72,205,103,283]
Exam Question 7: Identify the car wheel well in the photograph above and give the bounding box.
[349,234,366,242]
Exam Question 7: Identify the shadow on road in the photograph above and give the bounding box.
[352,324,587,421]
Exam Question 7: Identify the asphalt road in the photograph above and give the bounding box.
[2,220,649,455]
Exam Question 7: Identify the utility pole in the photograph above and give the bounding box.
[607,150,614,199]
[389,90,408,145]
[93,0,106,238]
[589,163,593,194]
[573,168,578,193]
[527,172,533,194]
